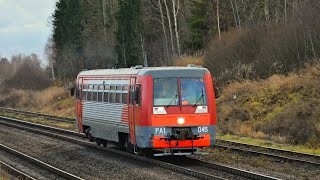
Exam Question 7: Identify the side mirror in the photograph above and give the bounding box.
[214,87,219,99]
[134,85,141,105]
[71,87,75,96]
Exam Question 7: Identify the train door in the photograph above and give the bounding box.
[129,77,137,145]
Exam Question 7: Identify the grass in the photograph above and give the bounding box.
[217,134,320,156]
[217,64,320,147]
[0,111,75,131]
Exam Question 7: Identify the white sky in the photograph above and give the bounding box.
[0,0,57,62]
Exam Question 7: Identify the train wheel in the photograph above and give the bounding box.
[96,138,102,146]
[86,128,94,142]
[102,140,107,147]
[121,134,133,153]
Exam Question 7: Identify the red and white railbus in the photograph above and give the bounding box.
[74,66,218,156]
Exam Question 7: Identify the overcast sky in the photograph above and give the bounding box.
[0,0,56,62]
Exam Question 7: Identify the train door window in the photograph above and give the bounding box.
[76,85,80,100]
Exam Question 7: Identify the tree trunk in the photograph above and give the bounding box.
[217,0,221,40]
[172,0,181,57]
[164,0,175,57]
[158,0,170,63]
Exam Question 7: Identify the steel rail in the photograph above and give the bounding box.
[215,140,320,167]
[0,160,36,180]
[1,107,319,166]
[0,116,279,180]
[0,143,84,180]
[0,107,75,123]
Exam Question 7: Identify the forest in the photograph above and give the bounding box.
[48,0,320,83]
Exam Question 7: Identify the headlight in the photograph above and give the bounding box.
[177,117,185,125]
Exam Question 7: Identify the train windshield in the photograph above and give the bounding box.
[153,77,207,106]
[181,78,206,106]
[154,78,179,106]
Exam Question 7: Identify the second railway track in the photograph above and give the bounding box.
[1,107,319,168]
[0,115,280,180]
[0,142,83,180]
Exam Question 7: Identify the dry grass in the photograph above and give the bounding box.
[218,63,320,146]
[0,86,75,118]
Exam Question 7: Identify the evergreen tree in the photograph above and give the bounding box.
[188,0,210,51]
[116,0,143,67]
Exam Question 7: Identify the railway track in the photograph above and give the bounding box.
[0,107,75,123]
[1,107,319,167]
[0,115,279,180]
[0,142,83,180]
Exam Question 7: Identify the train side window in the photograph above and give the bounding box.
[98,92,103,102]
[116,85,122,91]
[116,93,121,104]
[87,91,92,101]
[111,85,116,90]
[109,92,116,103]
[123,85,129,92]
[91,85,96,101]
[104,92,109,102]
[122,93,128,104]
[83,90,87,100]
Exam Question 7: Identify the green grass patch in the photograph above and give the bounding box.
[217,134,320,156]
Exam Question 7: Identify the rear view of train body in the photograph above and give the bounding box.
[75,66,218,156]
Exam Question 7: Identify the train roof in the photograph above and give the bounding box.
[78,66,210,78]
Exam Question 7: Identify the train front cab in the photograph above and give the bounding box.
[133,69,218,156]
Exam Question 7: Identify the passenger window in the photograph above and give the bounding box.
[123,85,129,92]
[104,92,109,102]
[109,93,116,103]
[87,91,92,101]
[92,91,98,101]
[122,93,128,104]
[116,93,121,103]
[98,92,103,102]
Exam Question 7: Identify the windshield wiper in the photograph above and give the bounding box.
[166,94,178,108]
[193,90,204,107]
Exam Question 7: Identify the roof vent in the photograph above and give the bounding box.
[187,64,196,67]
[134,65,144,69]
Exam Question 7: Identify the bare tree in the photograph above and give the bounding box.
[164,0,175,56]
[172,0,181,57]
[45,37,56,81]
